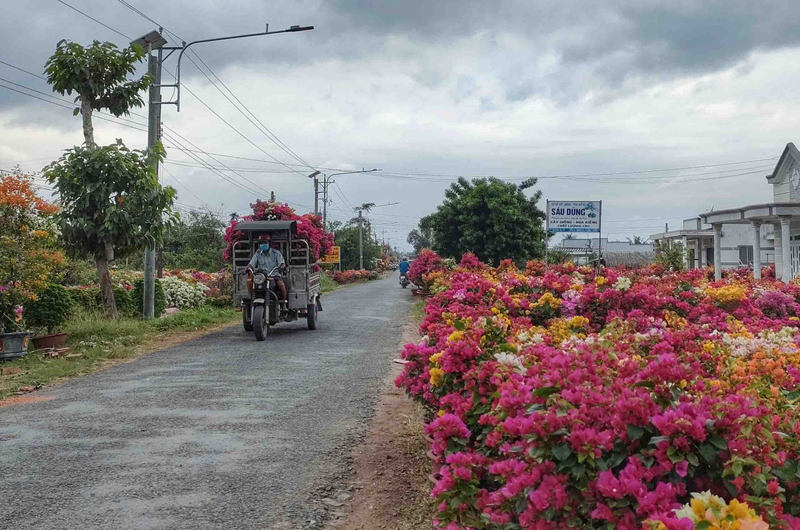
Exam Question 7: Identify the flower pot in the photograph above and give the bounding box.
[427,450,443,474]
[427,473,439,485]
[0,332,31,361]
[31,332,68,350]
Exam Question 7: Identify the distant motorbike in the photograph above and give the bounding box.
[399,273,410,289]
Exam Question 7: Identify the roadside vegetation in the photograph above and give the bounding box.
[1,306,236,401]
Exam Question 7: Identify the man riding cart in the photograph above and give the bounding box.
[232,221,321,341]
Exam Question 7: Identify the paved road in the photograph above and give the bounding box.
[0,274,413,530]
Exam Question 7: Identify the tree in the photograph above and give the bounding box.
[44,40,172,316]
[407,225,433,255]
[44,143,177,317]
[162,210,227,271]
[329,220,382,270]
[0,171,64,331]
[45,40,151,145]
[420,177,547,265]
[627,235,647,245]
[563,234,576,240]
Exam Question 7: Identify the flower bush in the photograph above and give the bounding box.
[223,200,334,262]
[160,276,208,309]
[409,249,448,289]
[396,259,800,529]
[326,269,379,284]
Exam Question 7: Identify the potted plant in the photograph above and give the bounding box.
[26,284,74,349]
[0,288,30,360]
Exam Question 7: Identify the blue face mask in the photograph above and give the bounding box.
[260,244,270,252]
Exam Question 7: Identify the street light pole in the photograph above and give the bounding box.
[307,170,321,216]
[133,24,313,318]
[321,168,380,229]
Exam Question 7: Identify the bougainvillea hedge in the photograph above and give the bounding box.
[396,252,800,529]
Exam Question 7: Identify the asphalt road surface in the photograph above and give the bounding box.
[0,274,413,530]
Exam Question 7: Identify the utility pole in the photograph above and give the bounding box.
[307,170,320,216]
[132,24,314,319]
[358,209,364,270]
[142,43,163,319]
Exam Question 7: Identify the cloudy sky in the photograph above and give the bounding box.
[2,0,800,249]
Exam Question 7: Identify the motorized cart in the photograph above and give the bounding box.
[232,220,321,340]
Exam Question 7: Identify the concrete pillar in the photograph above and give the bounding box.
[682,236,690,270]
[713,224,722,281]
[781,216,792,282]
[700,239,707,267]
[752,221,762,280]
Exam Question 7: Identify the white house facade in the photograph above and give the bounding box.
[652,143,800,282]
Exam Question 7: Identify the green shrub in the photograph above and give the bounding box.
[131,278,166,317]
[113,286,135,316]
[66,287,101,312]
[60,258,98,287]
[25,284,74,334]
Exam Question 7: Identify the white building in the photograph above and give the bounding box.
[651,143,800,282]
[650,217,775,271]
[558,237,654,264]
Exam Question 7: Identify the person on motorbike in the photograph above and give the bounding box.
[398,257,410,278]
[246,233,288,303]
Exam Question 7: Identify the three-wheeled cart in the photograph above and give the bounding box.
[232,220,321,339]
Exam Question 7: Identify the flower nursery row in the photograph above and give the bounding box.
[396,251,800,529]
[326,269,380,284]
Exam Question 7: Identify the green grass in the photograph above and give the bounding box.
[0,306,238,401]
[320,274,339,293]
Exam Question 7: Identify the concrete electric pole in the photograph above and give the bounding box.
[132,24,313,318]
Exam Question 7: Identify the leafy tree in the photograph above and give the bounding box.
[656,241,685,271]
[407,225,433,255]
[44,40,174,316]
[563,233,576,240]
[45,40,151,145]
[627,235,647,245]
[329,220,382,270]
[162,210,226,271]
[420,177,547,265]
[44,143,177,317]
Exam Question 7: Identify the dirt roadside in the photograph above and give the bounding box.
[325,321,436,530]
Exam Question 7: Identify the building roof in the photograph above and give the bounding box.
[766,143,800,183]
[700,203,800,225]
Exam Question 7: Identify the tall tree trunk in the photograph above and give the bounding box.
[95,242,117,318]
[80,96,94,145]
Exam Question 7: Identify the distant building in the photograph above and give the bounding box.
[651,142,800,281]
[557,237,653,265]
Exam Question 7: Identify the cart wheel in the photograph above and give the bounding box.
[307,302,317,330]
[242,305,253,331]
[253,305,268,341]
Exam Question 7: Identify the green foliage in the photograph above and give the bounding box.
[67,287,100,312]
[132,278,166,317]
[61,258,99,286]
[546,247,573,264]
[320,273,339,293]
[407,226,433,255]
[24,284,74,334]
[162,210,226,271]
[329,220,383,271]
[113,286,134,316]
[45,142,177,262]
[44,40,151,119]
[656,241,686,272]
[420,177,547,265]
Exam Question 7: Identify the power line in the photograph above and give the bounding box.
[115,0,317,175]
[57,0,132,40]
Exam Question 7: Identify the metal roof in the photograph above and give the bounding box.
[233,220,298,235]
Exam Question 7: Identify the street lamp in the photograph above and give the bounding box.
[321,168,380,229]
[133,23,314,319]
[307,170,321,215]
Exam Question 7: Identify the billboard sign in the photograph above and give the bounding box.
[319,246,341,264]
[547,201,602,233]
